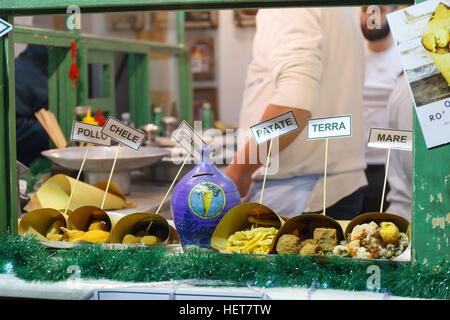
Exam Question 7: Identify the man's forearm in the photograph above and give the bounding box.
[229,104,311,176]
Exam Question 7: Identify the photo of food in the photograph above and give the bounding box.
[389,1,450,107]
[388,0,450,148]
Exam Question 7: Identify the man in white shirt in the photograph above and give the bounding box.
[223,8,367,220]
[359,6,403,214]
[386,73,412,221]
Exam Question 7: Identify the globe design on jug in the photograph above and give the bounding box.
[188,182,226,219]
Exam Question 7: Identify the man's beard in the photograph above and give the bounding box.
[361,22,391,42]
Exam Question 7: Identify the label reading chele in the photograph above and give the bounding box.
[171,120,206,161]
[368,128,412,151]
[307,115,352,140]
[101,117,146,151]
[250,111,299,145]
[71,121,111,146]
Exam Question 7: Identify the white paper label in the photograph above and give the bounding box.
[250,111,299,145]
[70,121,111,146]
[171,120,206,161]
[307,115,352,140]
[368,128,412,151]
[0,19,12,38]
[101,117,146,151]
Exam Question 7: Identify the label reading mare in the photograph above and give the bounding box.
[368,128,412,151]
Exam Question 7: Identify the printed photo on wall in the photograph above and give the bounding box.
[388,0,450,148]
[188,38,215,81]
[233,9,258,27]
[185,11,218,29]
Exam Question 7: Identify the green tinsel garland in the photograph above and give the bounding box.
[0,233,448,299]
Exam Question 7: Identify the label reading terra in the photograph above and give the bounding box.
[101,117,146,151]
[307,115,352,140]
[70,121,111,146]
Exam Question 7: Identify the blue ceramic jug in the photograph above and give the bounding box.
[171,145,241,248]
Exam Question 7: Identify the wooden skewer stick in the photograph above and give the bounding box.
[64,144,92,215]
[323,138,329,216]
[147,153,190,232]
[156,154,190,216]
[380,147,391,213]
[259,139,273,205]
[101,144,121,210]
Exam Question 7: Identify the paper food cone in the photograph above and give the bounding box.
[108,212,170,245]
[168,226,181,244]
[269,213,344,254]
[23,174,134,212]
[344,212,411,242]
[210,202,284,253]
[18,208,67,241]
[67,206,117,232]
[422,2,450,85]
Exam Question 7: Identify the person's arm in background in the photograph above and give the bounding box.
[223,8,323,197]
[223,105,310,197]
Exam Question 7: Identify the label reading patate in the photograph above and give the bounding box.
[307,115,352,140]
[71,121,111,146]
[250,111,299,145]
[101,117,146,151]
[368,128,412,151]
[171,120,206,161]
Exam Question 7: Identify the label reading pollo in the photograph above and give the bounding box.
[70,121,111,146]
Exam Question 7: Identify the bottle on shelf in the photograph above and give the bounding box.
[201,101,214,129]
[153,107,163,136]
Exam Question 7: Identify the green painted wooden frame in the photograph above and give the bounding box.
[1,0,449,269]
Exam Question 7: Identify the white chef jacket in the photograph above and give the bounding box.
[386,74,412,222]
[239,8,367,213]
[363,42,403,165]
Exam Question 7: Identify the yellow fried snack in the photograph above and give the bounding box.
[380,222,400,245]
[88,220,109,232]
[122,234,140,244]
[61,227,85,243]
[45,219,65,241]
[82,230,110,243]
[226,226,278,254]
[140,235,159,245]
[47,233,63,241]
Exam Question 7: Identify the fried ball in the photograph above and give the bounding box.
[380,222,400,245]
[122,234,140,244]
[299,243,317,256]
[140,235,158,245]
[276,234,301,255]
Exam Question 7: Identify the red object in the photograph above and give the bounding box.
[95,108,106,126]
[68,41,79,88]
